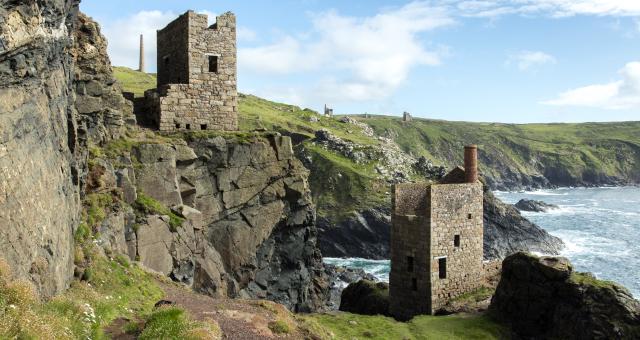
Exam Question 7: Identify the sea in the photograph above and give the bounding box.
[324,187,640,298]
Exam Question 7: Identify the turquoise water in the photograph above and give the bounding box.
[324,187,640,297]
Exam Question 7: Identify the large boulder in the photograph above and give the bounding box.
[490,252,640,339]
[339,280,390,316]
[514,198,559,212]
[483,188,564,259]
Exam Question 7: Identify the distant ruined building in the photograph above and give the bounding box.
[145,10,238,131]
[403,111,412,122]
[389,145,484,320]
[324,104,334,117]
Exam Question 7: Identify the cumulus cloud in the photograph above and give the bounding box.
[101,9,254,71]
[102,10,177,71]
[543,61,640,109]
[506,50,557,71]
[239,2,454,102]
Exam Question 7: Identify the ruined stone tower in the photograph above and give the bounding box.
[389,145,483,320]
[148,10,238,131]
[403,111,412,122]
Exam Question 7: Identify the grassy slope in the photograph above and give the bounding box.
[362,116,640,186]
[113,66,157,97]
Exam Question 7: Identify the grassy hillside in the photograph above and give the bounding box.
[113,67,157,97]
[113,68,640,220]
[361,116,640,188]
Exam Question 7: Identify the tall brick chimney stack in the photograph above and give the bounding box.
[139,34,145,73]
[464,145,478,183]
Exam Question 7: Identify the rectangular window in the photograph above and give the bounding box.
[200,124,208,130]
[438,258,447,279]
[175,123,181,129]
[454,235,460,247]
[468,213,473,219]
[208,56,218,73]
[407,256,414,272]
[186,124,191,130]
[411,278,417,291]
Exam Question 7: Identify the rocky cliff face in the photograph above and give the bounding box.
[490,253,640,339]
[90,135,329,312]
[72,12,130,144]
[0,0,81,297]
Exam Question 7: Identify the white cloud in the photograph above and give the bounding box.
[101,10,177,71]
[543,61,640,109]
[239,2,454,103]
[237,27,257,41]
[506,50,557,71]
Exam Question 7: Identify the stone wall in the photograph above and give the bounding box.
[429,183,483,312]
[152,11,238,132]
[389,182,483,319]
[388,214,431,320]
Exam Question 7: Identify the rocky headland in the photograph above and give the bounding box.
[490,252,640,339]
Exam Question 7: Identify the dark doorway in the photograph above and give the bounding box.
[438,258,447,279]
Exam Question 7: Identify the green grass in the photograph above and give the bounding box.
[84,193,115,228]
[308,312,504,340]
[0,253,164,339]
[139,307,221,340]
[134,192,185,231]
[451,286,495,304]
[113,66,157,97]
[268,319,291,334]
[569,272,620,291]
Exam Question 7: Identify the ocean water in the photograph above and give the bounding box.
[323,187,640,298]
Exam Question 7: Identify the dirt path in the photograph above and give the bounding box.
[159,282,308,340]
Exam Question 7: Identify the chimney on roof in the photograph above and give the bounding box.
[464,145,478,183]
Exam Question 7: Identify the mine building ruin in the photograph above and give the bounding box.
[324,104,334,117]
[145,10,238,131]
[389,145,483,320]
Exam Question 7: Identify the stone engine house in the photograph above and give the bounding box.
[389,146,484,320]
[147,10,238,131]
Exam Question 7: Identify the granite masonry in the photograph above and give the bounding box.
[146,10,238,131]
[389,146,484,320]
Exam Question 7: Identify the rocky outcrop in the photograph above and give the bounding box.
[324,264,376,310]
[0,0,81,297]
[339,280,390,316]
[514,198,559,212]
[72,13,132,144]
[318,208,391,260]
[490,252,640,339]
[312,129,443,183]
[483,188,564,259]
[92,136,329,312]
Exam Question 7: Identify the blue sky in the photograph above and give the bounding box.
[81,1,640,123]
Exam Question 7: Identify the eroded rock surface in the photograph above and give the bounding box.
[490,252,640,339]
[0,0,80,297]
[93,136,329,312]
